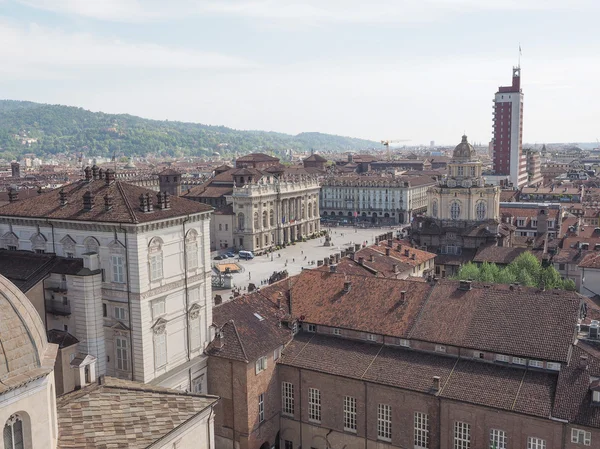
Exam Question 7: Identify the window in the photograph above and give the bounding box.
[150,254,163,281]
[344,396,357,432]
[274,346,282,361]
[114,306,127,321]
[116,337,129,371]
[435,345,446,353]
[284,441,293,449]
[366,333,377,341]
[513,357,526,365]
[399,339,410,347]
[307,324,316,332]
[332,328,341,336]
[66,252,74,258]
[559,263,566,271]
[270,210,274,226]
[476,201,486,221]
[490,429,507,449]
[219,223,222,231]
[454,422,470,449]
[192,375,204,394]
[450,202,461,220]
[4,414,24,449]
[431,200,438,218]
[256,356,267,374]
[190,316,201,350]
[111,255,125,283]
[308,388,321,423]
[258,393,265,423]
[470,166,475,176]
[152,299,165,318]
[473,351,484,359]
[238,213,245,230]
[457,166,464,176]
[154,332,167,368]
[254,212,259,229]
[527,437,546,449]
[495,354,509,363]
[282,382,294,415]
[414,412,429,449]
[187,244,198,270]
[547,362,560,371]
[377,404,391,441]
[529,360,544,368]
[571,428,591,445]
[102,303,107,317]
[517,219,525,227]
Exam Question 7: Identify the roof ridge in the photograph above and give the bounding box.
[229,320,249,362]
[116,181,139,224]
[407,281,438,338]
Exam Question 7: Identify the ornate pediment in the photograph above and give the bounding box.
[152,317,168,334]
[188,302,202,319]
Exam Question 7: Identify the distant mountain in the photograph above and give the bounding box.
[0,100,377,160]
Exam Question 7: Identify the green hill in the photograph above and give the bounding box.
[0,100,377,160]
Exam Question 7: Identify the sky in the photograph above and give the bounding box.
[1,0,600,146]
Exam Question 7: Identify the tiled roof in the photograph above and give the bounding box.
[409,280,580,363]
[206,291,292,362]
[158,168,179,176]
[57,377,218,449]
[280,333,556,418]
[0,179,211,224]
[473,246,528,264]
[47,329,79,349]
[372,240,436,266]
[236,153,279,162]
[501,206,560,220]
[304,154,328,162]
[288,271,432,337]
[552,342,600,427]
[578,252,600,269]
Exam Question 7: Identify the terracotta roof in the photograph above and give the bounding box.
[236,153,279,162]
[579,252,600,269]
[304,154,328,162]
[501,206,560,220]
[280,333,556,419]
[409,280,581,363]
[158,168,179,176]
[206,292,292,362]
[57,377,218,449]
[473,246,528,265]
[500,190,520,202]
[372,240,436,266]
[0,179,211,224]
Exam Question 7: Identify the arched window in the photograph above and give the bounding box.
[254,212,259,229]
[238,213,245,230]
[262,211,268,228]
[476,201,486,221]
[185,229,198,270]
[432,200,438,218]
[84,236,99,254]
[148,237,163,282]
[1,232,18,250]
[269,210,274,226]
[4,414,24,449]
[30,232,47,253]
[450,201,461,220]
[61,235,76,258]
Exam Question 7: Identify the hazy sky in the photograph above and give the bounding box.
[1,0,599,145]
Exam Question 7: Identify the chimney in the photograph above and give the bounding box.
[98,374,105,385]
[214,295,223,306]
[7,188,18,203]
[386,248,391,256]
[330,264,337,273]
[579,355,589,370]
[358,256,364,265]
[83,191,94,211]
[104,194,113,211]
[105,169,115,185]
[98,168,104,180]
[146,193,153,212]
[432,376,441,392]
[404,249,410,257]
[387,239,393,247]
[369,254,375,262]
[163,191,171,209]
[37,185,43,195]
[84,166,92,182]
[59,188,67,207]
[400,290,406,301]
[397,244,402,252]
[393,264,399,273]
[214,331,224,349]
[156,191,165,209]
[343,281,352,293]
[91,165,99,180]
[411,253,416,260]
[458,280,472,291]
[139,194,148,212]
[324,257,329,266]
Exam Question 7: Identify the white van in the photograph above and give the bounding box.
[239,250,254,260]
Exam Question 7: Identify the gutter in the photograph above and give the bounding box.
[119,223,135,381]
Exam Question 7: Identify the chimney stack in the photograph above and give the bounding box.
[397,244,402,252]
[105,169,115,185]
[358,256,364,265]
[369,254,375,262]
[404,249,410,257]
[104,194,113,211]
[330,264,337,273]
[91,165,99,180]
[37,185,43,195]
[393,264,399,273]
[146,193,153,212]
[163,191,171,209]
[98,168,104,180]
[458,280,472,291]
[343,281,352,293]
[579,355,589,370]
[83,191,94,211]
[214,331,224,349]
[84,166,92,182]
[432,376,441,392]
[411,253,416,260]
[7,188,18,203]
[59,188,67,207]
[400,290,406,301]
[139,194,148,212]
[156,191,165,209]
[387,239,393,247]
[386,248,391,256]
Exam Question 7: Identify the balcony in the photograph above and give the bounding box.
[45,298,71,316]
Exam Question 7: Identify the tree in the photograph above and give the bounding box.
[455,262,480,281]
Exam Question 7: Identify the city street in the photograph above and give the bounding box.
[211,226,404,301]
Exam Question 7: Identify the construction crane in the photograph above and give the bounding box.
[381,139,411,161]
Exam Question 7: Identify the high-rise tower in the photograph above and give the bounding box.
[492,66,527,187]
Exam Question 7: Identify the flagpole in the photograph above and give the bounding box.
[518,43,522,68]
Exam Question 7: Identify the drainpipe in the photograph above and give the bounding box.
[299,369,303,448]
[231,360,235,449]
[46,220,56,254]
[182,216,192,390]
[119,223,134,381]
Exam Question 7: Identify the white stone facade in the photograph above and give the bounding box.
[232,178,321,252]
[0,212,212,392]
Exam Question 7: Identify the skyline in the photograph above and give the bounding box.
[1,0,600,145]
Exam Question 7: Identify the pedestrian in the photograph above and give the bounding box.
[249,272,251,280]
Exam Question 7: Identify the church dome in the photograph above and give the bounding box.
[0,274,49,383]
[453,135,477,160]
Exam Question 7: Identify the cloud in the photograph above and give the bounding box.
[0,19,257,78]
[15,0,599,23]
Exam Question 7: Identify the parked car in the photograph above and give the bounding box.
[213,255,226,260]
[225,252,235,258]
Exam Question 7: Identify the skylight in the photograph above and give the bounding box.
[253,313,264,321]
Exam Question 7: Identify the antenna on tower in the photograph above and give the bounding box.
[518,43,522,68]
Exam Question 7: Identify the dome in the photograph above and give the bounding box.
[453,135,477,160]
[0,274,49,382]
